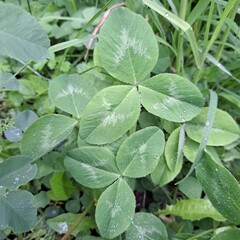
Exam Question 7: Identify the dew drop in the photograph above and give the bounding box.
[181,118,186,122]
[165,12,169,17]
[15,177,20,182]
[205,120,210,127]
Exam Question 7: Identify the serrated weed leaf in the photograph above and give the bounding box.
[94,7,158,84]
[158,198,225,221]
[116,126,165,177]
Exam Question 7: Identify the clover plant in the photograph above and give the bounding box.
[0,2,240,240]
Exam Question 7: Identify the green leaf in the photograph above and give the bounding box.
[125,212,168,240]
[0,155,37,190]
[158,198,225,222]
[165,127,183,171]
[64,147,120,189]
[80,86,141,145]
[0,190,37,232]
[139,74,204,122]
[116,127,165,177]
[211,228,240,240]
[95,178,135,239]
[47,213,95,236]
[178,176,202,199]
[0,2,49,62]
[94,7,158,84]
[183,138,222,164]
[151,155,183,187]
[49,74,96,118]
[20,114,78,160]
[186,108,240,146]
[196,154,240,224]
[47,172,76,201]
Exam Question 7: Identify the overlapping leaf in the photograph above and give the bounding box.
[79,86,141,145]
[0,2,49,61]
[151,155,183,187]
[186,108,240,146]
[94,7,158,84]
[64,147,120,188]
[0,155,36,190]
[49,74,96,118]
[21,114,78,160]
[125,212,168,240]
[0,190,37,232]
[139,74,204,122]
[95,178,135,239]
[116,127,165,177]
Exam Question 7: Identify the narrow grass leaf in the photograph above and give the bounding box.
[177,90,218,184]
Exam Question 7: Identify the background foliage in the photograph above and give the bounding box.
[0,0,240,239]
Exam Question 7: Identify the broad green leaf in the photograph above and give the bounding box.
[47,213,95,236]
[20,114,78,160]
[47,172,76,201]
[94,7,158,84]
[183,138,222,164]
[165,127,182,171]
[64,147,120,188]
[0,2,49,62]
[32,191,49,209]
[151,155,183,187]
[0,73,19,91]
[139,74,204,122]
[15,110,38,131]
[116,127,165,177]
[95,178,135,239]
[0,190,37,232]
[80,86,141,145]
[179,176,202,199]
[211,228,240,240]
[186,108,240,146]
[0,155,36,190]
[49,74,96,118]
[158,199,225,222]
[125,212,168,240]
[196,154,240,224]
